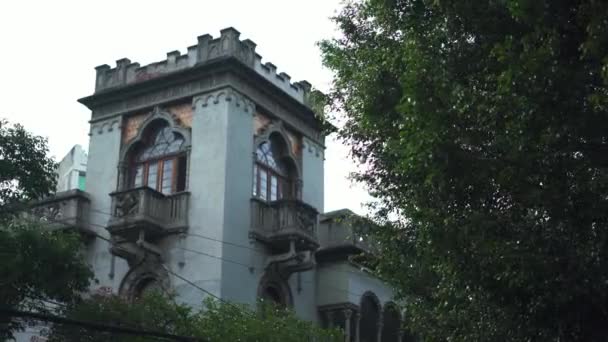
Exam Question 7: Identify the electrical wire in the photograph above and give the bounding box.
[11,204,385,300]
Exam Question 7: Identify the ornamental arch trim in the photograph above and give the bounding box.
[254,120,301,179]
[119,258,171,300]
[256,270,293,307]
[119,106,192,165]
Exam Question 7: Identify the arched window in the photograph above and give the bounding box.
[382,303,401,342]
[257,273,292,308]
[360,293,381,342]
[130,123,187,194]
[261,284,286,306]
[253,135,295,201]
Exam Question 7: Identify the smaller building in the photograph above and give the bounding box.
[56,145,87,192]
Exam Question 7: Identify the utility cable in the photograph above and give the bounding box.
[0,308,203,341]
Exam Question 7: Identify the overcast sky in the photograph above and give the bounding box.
[0,0,372,214]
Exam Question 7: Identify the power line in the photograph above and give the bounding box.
[17,208,384,283]
[1,308,203,342]
[159,264,256,317]
[15,205,384,298]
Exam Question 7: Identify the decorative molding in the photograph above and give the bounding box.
[119,255,171,299]
[257,268,293,307]
[254,120,302,178]
[192,87,255,113]
[118,105,192,168]
[90,119,120,136]
[83,61,325,147]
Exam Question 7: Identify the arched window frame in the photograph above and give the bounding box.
[118,107,191,194]
[381,301,402,342]
[119,258,170,301]
[257,271,293,308]
[359,291,382,342]
[253,122,301,202]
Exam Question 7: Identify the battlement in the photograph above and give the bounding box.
[94,27,313,105]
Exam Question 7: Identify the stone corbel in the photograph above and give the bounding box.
[265,240,315,279]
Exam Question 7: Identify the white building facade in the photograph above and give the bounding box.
[55,144,87,192]
[30,28,407,342]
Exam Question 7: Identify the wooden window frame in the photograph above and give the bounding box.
[132,152,184,194]
[253,162,290,201]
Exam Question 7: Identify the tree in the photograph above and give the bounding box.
[48,294,343,342]
[0,119,93,340]
[0,119,57,208]
[320,0,608,340]
[0,220,93,340]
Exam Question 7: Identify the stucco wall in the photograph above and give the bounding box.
[85,118,129,294]
[302,137,324,212]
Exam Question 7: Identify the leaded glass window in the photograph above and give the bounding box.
[130,124,187,194]
[253,138,293,201]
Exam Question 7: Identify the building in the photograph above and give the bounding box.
[31,28,406,342]
[56,144,87,192]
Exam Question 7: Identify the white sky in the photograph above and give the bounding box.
[0,0,371,214]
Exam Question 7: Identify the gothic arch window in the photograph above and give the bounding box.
[253,133,297,201]
[360,292,381,342]
[257,272,292,308]
[381,303,401,342]
[129,121,187,194]
[119,259,170,301]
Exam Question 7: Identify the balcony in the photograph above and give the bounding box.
[108,187,190,240]
[316,209,377,261]
[250,198,319,252]
[29,189,94,240]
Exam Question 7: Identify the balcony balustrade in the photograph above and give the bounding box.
[250,198,319,252]
[317,210,377,260]
[29,189,94,239]
[108,187,189,240]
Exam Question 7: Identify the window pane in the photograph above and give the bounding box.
[137,125,185,163]
[270,175,278,201]
[78,174,86,191]
[147,162,158,190]
[133,165,144,187]
[161,159,174,194]
[259,169,267,200]
[176,156,187,192]
[253,165,258,196]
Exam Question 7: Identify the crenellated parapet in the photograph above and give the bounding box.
[94,27,312,106]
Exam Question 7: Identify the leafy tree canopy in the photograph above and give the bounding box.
[321,0,608,340]
[0,119,57,208]
[0,220,93,340]
[48,294,343,342]
[0,119,92,340]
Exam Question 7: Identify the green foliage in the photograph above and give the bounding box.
[48,294,343,342]
[0,219,93,340]
[0,119,57,208]
[321,0,608,340]
[0,120,92,340]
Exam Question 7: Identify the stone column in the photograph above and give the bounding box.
[116,162,127,191]
[327,311,335,328]
[398,330,404,342]
[354,311,361,342]
[376,321,383,342]
[343,309,353,342]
